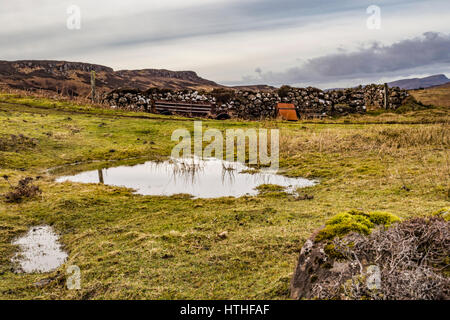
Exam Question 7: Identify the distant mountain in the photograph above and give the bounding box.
[324,74,450,91]
[388,74,449,90]
[0,60,223,97]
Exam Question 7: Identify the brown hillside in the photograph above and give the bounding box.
[0,60,223,97]
[409,82,450,108]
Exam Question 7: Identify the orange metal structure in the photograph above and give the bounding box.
[276,103,298,121]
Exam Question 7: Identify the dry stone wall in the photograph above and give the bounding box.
[102,85,409,119]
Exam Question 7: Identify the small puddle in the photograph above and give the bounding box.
[11,225,68,273]
[56,157,317,198]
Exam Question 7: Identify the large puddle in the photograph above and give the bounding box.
[56,157,317,198]
[11,226,68,273]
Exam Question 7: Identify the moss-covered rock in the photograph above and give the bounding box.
[291,211,449,300]
[291,210,399,299]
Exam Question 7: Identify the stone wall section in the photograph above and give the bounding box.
[102,85,409,119]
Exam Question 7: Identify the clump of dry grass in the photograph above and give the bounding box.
[0,134,38,152]
[3,176,42,203]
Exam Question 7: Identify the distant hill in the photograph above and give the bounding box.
[231,84,276,92]
[0,60,223,97]
[324,74,450,91]
[388,74,449,90]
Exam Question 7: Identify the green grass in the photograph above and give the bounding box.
[0,92,448,299]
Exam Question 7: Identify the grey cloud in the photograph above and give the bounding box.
[1,0,426,58]
[246,32,450,86]
[1,0,449,87]
[101,0,426,48]
[237,0,424,20]
[1,0,326,58]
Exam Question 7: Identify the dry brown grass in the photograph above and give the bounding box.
[0,86,107,107]
[410,83,450,108]
[0,134,38,152]
[280,124,449,156]
[279,124,450,194]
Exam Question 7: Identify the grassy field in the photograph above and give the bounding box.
[410,82,450,108]
[0,91,448,299]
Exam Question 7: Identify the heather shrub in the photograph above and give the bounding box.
[3,176,42,203]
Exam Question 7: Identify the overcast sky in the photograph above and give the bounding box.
[1,0,450,88]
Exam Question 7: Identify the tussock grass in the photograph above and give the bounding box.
[280,124,449,155]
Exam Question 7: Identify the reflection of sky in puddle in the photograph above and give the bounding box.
[11,225,68,273]
[56,157,317,198]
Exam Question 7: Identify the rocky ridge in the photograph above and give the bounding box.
[0,60,222,96]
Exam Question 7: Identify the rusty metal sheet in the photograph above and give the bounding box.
[277,103,298,121]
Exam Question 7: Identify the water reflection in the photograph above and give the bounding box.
[98,169,104,184]
[57,157,317,198]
